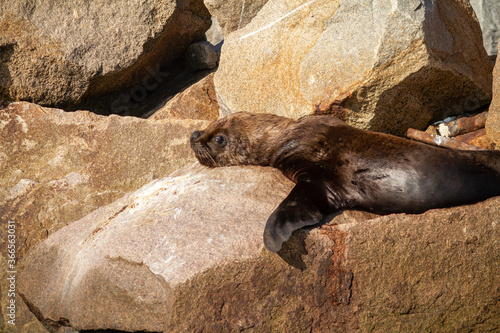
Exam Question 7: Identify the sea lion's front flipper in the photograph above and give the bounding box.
[263,179,331,252]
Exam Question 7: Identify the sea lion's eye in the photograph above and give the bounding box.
[214,135,226,147]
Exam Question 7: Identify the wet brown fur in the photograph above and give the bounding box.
[190,112,296,168]
[191,112,500,252]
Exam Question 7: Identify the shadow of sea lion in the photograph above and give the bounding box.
[277,212,343,270]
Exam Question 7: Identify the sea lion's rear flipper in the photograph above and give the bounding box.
[263,179,331,252]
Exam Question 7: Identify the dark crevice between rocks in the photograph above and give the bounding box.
[0,12,222,119]
[0,43,15,101]
[64,59,217,119]
[19,291,67,333]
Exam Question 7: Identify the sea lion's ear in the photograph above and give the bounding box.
[263,179,331,252]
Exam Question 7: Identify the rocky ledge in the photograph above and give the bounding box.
[18,163,500,332]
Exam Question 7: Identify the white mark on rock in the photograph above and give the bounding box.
[238,0,246,30]
[49,172,90,189]
[0,120,8,130]
[16,115,28,133]
[146,235,169,263]
[308,74,316,85]
[173,207,182,220]
[8,179,38,200]
[230,0,318,43]
[21,139,37,150]
[146,238,187,281]
[128,179,169,214]
[60,248,92,307]
[48,146,68,167]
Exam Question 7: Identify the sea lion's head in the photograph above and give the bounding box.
[190,112,294,167]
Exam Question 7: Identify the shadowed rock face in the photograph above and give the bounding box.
[17,160,500,332]
[215,0,493,135]
[0,0,211,106]
[150,73,220,121]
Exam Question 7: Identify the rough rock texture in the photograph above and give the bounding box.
[19,162,500,332]
[0,0,211,106]
[0,259,48,333]
[150,73,219,120]
[18,164,295,331]
[204,0,269,36]
[470,0,500,55]
[337,196,500,332]
[486,47,500,147]
[0,102,207,247]
[0,102,207,332]
[215,0,493,135]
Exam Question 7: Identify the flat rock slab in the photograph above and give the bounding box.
[19,162,500,332]
[19,163,295,331]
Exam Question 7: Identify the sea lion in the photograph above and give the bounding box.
[190,112,500,252]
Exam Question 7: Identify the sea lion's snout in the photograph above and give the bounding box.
[190,129,215,167]
[190,130,202,142]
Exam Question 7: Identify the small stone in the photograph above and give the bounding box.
[184,41,220,70]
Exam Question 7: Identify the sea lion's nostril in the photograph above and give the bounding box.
[190,131,201,142]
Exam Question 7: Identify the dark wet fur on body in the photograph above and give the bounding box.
[191,112,500,252]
